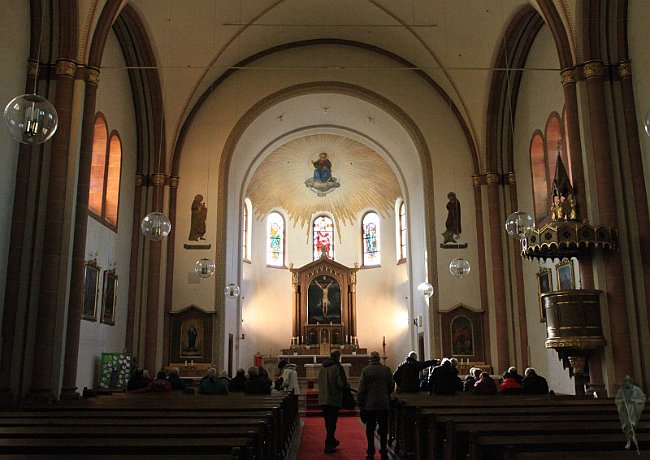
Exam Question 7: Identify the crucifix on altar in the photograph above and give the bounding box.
[288,254,361,354]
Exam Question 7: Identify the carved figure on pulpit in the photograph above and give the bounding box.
[308,275,341,324]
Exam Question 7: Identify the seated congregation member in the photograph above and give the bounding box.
[150,371,172,392]
[449,357,460,375]
[393,351,438,393]
[463,367,482,392]
[428,358,463,395]
[506,366,524,385]
[474,372,497,395]
[127,368,152,392]
[245,366,272,394]
[521,367,549,395]
[229,368,247,392]
[167,367,185,391]
[198,367,229,394]
[498,371,523,394]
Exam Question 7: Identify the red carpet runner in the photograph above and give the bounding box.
[296,416,368,459]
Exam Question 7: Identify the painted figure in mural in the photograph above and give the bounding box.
[442,192,461,244]
[315,278,335,318]
[188,194,207,241]
[313,152,333,182]
[185,325,198,353]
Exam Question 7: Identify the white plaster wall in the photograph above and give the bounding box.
[0,3,29,321]
[174,44,480,372]
[514,26,575,394]
[76,30,137,390]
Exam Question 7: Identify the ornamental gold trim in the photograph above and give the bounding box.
[472,175,483,188]
[27,60,39,78]
[560,68,576,86]
[618,61,631,79]
[151,173,167,186]
[583,61,604,79]
[56,60,77,78]
[168,175,180,188]
[545,336,605,350]
[485,172,500,185]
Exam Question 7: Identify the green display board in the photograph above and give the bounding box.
[100,353,132,389]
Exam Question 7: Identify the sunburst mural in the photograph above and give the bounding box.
[246,134,402,236]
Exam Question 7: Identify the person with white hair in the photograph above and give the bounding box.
[392,351,438,393]
[428,358,463,395]
[615,375,646,452]
[198,367,229,394]
[521,367,549,395]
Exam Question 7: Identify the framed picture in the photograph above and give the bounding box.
[101,270,118,325]
[537,269,552,322]
[556,259,574,291]
[82,261,100,321]
[450,315,474,356]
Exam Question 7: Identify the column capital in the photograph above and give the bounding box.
[135,174,147,187]
[27,60,39,78]
[472,175,483,188]
[485,172,500,185]
[85,67,101,86]
[617,61,632,79]
[560,68,577,86]
[583,61,604,80]
[506,172,516,185]
[55,59,77,78]
[151,173,167,186]
[168,175,180,188]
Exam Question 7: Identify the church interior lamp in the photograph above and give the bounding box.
[140,212,172,241]
[417,282,434,298]
[505,210,535,239]
[449,257,471,278]
[224,283,240,298]
[4,94,58,144]
[194,258,215,278]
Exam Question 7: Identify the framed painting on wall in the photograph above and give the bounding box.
[556,259,574,291]
[537,269,552,322]
[82,261,100,321]
[101,270,117,325]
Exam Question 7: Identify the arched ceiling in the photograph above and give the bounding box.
[246,133,401,232]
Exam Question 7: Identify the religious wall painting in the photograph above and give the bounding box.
[180,319,203,359]
[308,275,341,324]
[450,315,474,356]
[100,269,117,325]
[82,260,100,321]
[537,268,552,322]
[556,259,574,291]
[305,151,340,197]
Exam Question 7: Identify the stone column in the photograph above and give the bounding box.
[125,173,145,354]
[486,172,509,373]
[162,175,179,364]
[583,60,633,382]
[472,175,491,362]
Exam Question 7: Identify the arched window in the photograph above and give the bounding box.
[266,211,285,267]
[89,114,122,230]
[313,215,334,260]
[396,200,407,262]
[545,112,564,182]
[362,211,381,266]
[243,198,252,263]
[529,131,549,222]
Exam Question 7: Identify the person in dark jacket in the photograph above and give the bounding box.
[462,367,482,392]
[393,351,438,393]
[229,368,247,392]
[127,368,151,392]
[521,367,549,394]
[318,350,346,453]
[428,358,463,395]
[474,372,497,395]
[167,367,185,391]
[358,351,394,460]
[244,366,272,394]
[198,367,229,394]
[498,371,523,394]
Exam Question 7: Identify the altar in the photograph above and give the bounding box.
[278,354,371,378]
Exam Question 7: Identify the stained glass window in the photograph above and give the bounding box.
[266,211,285,266]
[398,201,407,261]
[313,215,334,260]
[362,212,381,266]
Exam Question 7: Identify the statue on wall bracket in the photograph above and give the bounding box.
[441,191,468,248]
[184,193,211,250]
[305,152,340,197]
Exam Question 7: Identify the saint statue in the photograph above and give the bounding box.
[188,194,207,241]
[442,192,461,244]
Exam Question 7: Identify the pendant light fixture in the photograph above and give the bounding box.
[3,8,58,144]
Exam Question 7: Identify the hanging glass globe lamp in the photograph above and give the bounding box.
[140,212,172,241]
[449,257,471,278]
[505,211,535,239]
[194,258,215,278]
[224,283,241,299]
[417,282,434,298]
[4,94,58,145]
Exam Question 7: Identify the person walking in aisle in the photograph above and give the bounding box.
[318,350,346,453]
[358,351,394,460]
